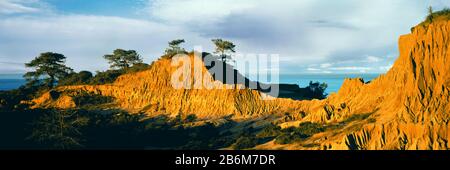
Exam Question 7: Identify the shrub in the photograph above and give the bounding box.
[185,114,197,123]
[58,71,93,86]
[426,8,450,22]
[295,122,325,136]
[123,63,150,73]
[71,91,114,108]
[208,135,236,149]
[421,8,450,26]
[108,112,143,126]
[273,122,325,145]
[28,109,89,149]
[90,69,124,85]
[233,136,257,150]
[257,124,281,138]
[89,63,150,85]
[342,113,371,124]
[306,81,328,99]
[0,85,48,110]
[274,133,296,144]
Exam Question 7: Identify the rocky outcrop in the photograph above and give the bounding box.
[284,20,450,150]
[30,54,306,119]
[30,19,450,150]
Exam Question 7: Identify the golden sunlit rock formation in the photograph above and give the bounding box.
[268,19,450,150]
[30,19,450,150]
[30,54,298,119]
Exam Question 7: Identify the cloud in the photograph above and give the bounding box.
[0,61,27,74]
[0,0,47,14]
[147,0,257,24]
[431,0,450,7]
[144,0,438,72]
[329,66,371,71]
[0,14,204,72]
[1,0,449,74]
[307,68,321,71]
[366,56,382,62]
[379,64,393,71]
[320,63,332,68]
[303,53,395,74]
[308,20,357,30]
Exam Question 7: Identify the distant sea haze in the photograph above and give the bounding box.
[0,74,26,91]
[278,73,379,94]
[0,73,380,93]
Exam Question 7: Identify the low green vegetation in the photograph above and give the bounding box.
[305,81,328,99]
[1,98,376,149]
[341,113,372,124]
[425,7,450,23]
[257,117,379,146]
[256,123,281,138]
[255,122,326,145]
[28,109,89,149]
[173,114,199,124]
[0,107,241,149]
[233,136,258,150]
[58,71,93,86]
[277,81,328,100]
[274,122,325,144]
[89,69,124,85]
[0,87,241,149]
[88,63,150,85]
[70,91,114,108]
[184,114,198,123]
[0,84,50,111]
[414,7,450,32]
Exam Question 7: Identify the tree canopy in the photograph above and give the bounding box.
[307,81,328,99]
[165,39,186,56]
[103,49,143,70]
[212,39,236,62]
[24,52,73,88]
[58,71,93,86]
[424,7,450,24]
[428,6,434,22]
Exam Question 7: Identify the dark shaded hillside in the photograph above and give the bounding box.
[201,52,327,100]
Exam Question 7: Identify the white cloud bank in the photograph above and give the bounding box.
[0,15,204,72]
[0,0,449,74]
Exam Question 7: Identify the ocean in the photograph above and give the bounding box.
[278,73,379,94]
[0,73,380,93]
[0,74,26,91]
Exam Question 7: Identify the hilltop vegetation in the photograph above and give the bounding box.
[413,8,450,32]
[425,7,450,23]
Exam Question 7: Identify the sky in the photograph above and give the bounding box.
[0,0,449,74]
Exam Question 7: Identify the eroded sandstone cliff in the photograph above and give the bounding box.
[269,19,450,150]
[30,54,306,119]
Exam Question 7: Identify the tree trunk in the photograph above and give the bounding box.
[49,75,55,88]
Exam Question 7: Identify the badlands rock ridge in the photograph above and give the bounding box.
[292,19,450,150]
[31,53,298,118]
